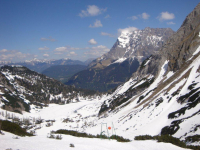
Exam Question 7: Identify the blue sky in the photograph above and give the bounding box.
[0,0,199,62]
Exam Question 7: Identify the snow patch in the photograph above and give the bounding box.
[163,71,174,82]
[193,45,200,56]
[113,58,127,64]
[150,60,168,88]
[116,77,137,95]
[144,59,150,66]
[2,96,9,102]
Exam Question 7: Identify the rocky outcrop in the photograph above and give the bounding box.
[133,3,200,81]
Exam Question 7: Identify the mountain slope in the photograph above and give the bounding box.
[66,28,174,92]
[42,65,86,83]
[0,65,95,113]
[66,58,140,92]
[97,2,200,145]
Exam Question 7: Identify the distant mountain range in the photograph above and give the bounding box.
[0,58,93,73]
[66,27,175,92]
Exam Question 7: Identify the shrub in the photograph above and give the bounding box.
[0,120,33,136]
[110,135,131,142]
[134,135,154,140]
[134,135,200,150]
[70,143,75,147]
[54,129,130,142]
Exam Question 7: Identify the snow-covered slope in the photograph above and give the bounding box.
[97,2,200,146]
[97,49,200,144]
[0,100,188,150]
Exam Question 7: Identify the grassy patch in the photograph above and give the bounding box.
[135,135,200,150]
[185,135,200,143]
[54,129,130,142]
[0,120,33,136]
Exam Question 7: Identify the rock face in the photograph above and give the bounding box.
[98,2,200,145]
[132,2,200,81]
[66,28,174,92]
[90,28,174,69]
[42,65,87,83]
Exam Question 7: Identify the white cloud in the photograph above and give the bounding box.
[0,49,34,62]
[43,54,49,57]
[129,12,150,20]
[0,49,8,53]
[54,47,68,52]
[79,5,107,17]
[84,45,110,56]
[101,32,116,38]
[69,51,77,56]
[54,46,80,55]
[167,21,176,25]
[129,16,138,20]
[142,12,150,20]
[41,37,56,42]
[105,15,111,19]
[158,12,175,21]
[89,20,103,28]
[38,46,49,50]
[118,27,138,35]
[88,39,97,45]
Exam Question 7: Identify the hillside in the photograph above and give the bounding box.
[42,65,86,83]
[0,65,96,113]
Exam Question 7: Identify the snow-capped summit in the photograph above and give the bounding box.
[102,27,174,63]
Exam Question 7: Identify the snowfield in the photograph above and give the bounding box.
[0,100,189,150]
[0,131,186,150]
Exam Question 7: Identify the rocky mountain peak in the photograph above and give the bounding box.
[89,27,174,69]
[162,2,200,72]
[133,3,200,81]
[104,27,174,63]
